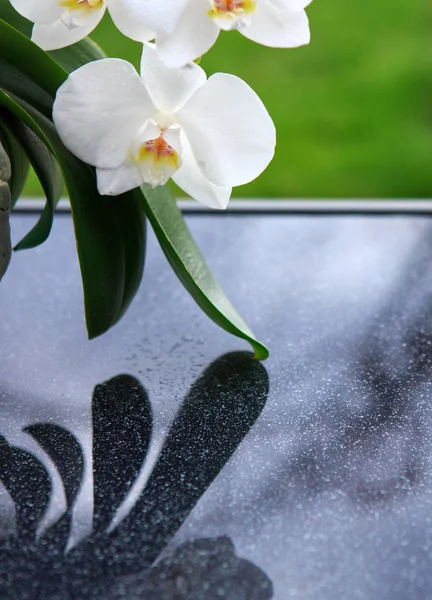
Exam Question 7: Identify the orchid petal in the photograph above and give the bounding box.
[145,0,313,64]
[163,127,183,156]
[8,0,63,25]
[242,2,310,47]
[53,59,155,170]
[172,131,232,210]
[107,0,155,43]
[155,0,220,68]
[178,73,276,188]
[32,5,106,51]
[133,119,162,149]
[96,162,143,196]
[140,44,206,113]
[116,0,188,36]
[270,0,313,10]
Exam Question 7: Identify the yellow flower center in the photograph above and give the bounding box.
[208,0,256,18]
[208,0,256,30]
[137,136,179,168]
[134,134,181,188]
[57,0,103,11]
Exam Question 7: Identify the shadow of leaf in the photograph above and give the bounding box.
[23,424,84,510]
[0,434,51,539]
[110,351,269,569]
[23,424,84,553]
[1,353,270,599]
[91,374,152,533]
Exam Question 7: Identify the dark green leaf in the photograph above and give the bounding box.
[0,53,146,336]
[0,59,54,118]
[0,18,260,352]
[0,0,32,37]
[0,24,105,121]
[20,98,146,337]
[140,184,269,360]
[114,191,146,320]
[50,36,106,73]
[0,89,55,150]
[0,11,106,83]
[0,110,63,250]
[0,19,66,98]
[0,90,63,249]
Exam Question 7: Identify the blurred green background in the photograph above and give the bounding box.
[24,0,432,198]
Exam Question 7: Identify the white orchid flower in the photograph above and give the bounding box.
[8,0,154,50]
[52,44,276,209]
[145,0,313,68]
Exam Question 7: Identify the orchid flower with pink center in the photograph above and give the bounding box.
[7,0,154,50]
[140,0,313,68]
[52,44,276,209]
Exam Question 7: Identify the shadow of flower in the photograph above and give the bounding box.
[253,249,432,516]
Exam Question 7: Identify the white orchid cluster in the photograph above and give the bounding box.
[9,0,313,208]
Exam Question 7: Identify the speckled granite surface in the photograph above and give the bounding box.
[1,213,432,599]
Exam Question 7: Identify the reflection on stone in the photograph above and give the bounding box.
[0,352,271,599]
[109,536,273,600]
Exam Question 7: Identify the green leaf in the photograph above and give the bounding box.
[0,59,54,118]
[0,109,63,250]
[0,0,32,37]
[114,192,147,321]
[63,165,146,338]
[0,17,262,353]
[0,122,29,206]
[0,6,106,75]
[0,32,146,337]
[50,37,106,73]
[0,90,62,249]
[14,96,146,337]
[0,89,55,152]
[0,19,105,96]
[14,132,61,250]
[140,184,269,360]
[0,19,66,99]
[30,112,146,337]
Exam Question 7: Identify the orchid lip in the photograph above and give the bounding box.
[208,0,257,30]
[132,123,183,189]
[57,0,104,10]
[57,0,104,29]
[135,136,178,164]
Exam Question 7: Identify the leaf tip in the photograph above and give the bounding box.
[252,342,270,361]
